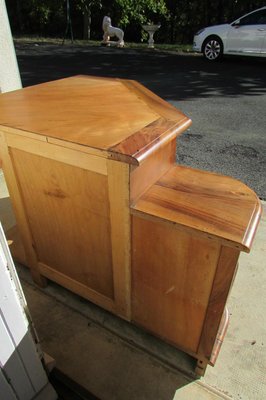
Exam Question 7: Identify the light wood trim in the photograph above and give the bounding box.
[197,246,240,360]
[0,133,46,287]
[107,160,131,320]
[0,125,47,141]
[5,133,107,175]
[38,262,116,312]
[47,137,109,158]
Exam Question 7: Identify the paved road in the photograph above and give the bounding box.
[16,43,266,199]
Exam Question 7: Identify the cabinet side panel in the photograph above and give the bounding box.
[132,216,220,353]
[11,148,114,299]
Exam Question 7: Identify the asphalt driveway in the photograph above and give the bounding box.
[15,42,266,199]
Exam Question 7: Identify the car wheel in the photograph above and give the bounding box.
[202,36,223,61]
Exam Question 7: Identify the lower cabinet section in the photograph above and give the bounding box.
[131,215,240,373]
[132,216,221,354]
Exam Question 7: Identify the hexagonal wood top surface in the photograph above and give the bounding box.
[0,76,191,164]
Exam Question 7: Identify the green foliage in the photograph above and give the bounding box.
[114,0,168,27]
[6,0,65,35]
[76,0,102,14]
[6,0,266,43]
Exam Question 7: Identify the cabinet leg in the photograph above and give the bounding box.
[195,359,208,377]
[31,270,48,288]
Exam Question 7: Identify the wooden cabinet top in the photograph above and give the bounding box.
[0,76,191,165]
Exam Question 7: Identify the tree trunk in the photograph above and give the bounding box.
[16,0,24,33]
[83,8,91,40]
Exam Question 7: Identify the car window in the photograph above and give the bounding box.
[239,9,266,25]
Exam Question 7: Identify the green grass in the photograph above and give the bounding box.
[13,36,193,53]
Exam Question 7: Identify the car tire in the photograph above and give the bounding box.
[202,36,223,61]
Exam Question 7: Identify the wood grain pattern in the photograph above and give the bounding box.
[110,116,191,165]
[197,246,240,360]
[107,160,131,319]
[132,165,261,252]
[121,79,190,121]
[11,148,114,298]
[0,76,158,150]
[0,76,191,165]
[132,216,221,353]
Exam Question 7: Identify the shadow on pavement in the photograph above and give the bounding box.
[16,43,266,102]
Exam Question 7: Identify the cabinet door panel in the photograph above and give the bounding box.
[11,148,114,299]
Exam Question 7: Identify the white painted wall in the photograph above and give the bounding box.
[0,223,58,399]
[0,0,22,93]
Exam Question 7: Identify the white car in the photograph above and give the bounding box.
[193,6,266,61]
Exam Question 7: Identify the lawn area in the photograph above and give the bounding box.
[13,36,193,53]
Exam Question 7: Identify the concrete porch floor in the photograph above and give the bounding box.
[0,170,265,400]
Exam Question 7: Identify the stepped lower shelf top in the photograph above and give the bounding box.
[131,165,261,252]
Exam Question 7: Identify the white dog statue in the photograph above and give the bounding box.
[102,16,125,47]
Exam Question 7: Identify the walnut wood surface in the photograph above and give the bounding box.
[209,307,230,366]
[132,165,261,252]
[0,76,191,165]
[110,116,191,165]
[197,247,240,361]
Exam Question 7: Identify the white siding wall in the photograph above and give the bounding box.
[0,224,57,399]
[0,0,22,93]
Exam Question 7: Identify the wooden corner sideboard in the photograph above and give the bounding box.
[0,76,261,375]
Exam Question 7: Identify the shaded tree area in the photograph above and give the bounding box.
[6,0,266,43]
[163,0,266,43]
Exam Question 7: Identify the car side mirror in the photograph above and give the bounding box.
[232,19,241,27]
